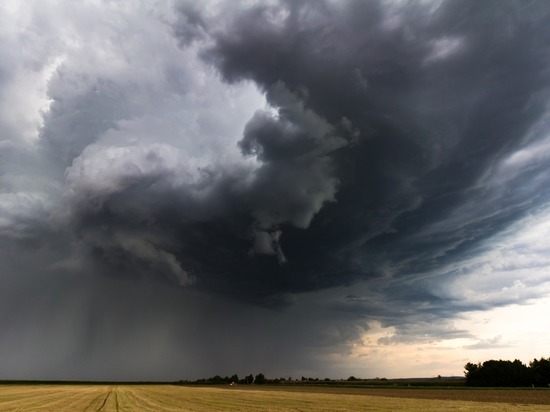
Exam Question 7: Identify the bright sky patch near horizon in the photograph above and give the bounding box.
[1,0,550,381]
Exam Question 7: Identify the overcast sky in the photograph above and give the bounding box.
[2,0,550,381]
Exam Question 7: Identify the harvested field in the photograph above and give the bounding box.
[232,385,550,405]
[0,384,549,411]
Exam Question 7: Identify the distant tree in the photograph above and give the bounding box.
[465,359,530,387]
[207,375,224,384]
[530,357,550,387]
[255,373,267,384]
[230,374,239,384]
[347,376,358,381]
[244,374,254,384]
[464,362,480,386]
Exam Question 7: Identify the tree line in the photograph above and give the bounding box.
[464,357,550,387]
[176,374,358,385]
[180,373,268,385]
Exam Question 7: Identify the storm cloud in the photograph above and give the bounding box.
[1,0,550,380]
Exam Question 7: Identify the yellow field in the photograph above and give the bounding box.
[0,384,549,411]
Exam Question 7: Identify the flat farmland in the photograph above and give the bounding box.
[1,384,550,411]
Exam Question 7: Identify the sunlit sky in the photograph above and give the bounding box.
[1,0,550,381]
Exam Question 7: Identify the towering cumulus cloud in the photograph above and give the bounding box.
[1,0,550,380]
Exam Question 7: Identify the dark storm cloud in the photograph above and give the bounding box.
[181,0,550,298]
[57,0,550,309]
[3,0,550,380]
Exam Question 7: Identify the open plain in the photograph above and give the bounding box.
[1,384,550,411]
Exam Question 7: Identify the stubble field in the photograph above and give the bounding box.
[1,384,550,411]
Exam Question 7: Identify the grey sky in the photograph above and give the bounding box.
[1,0,550,380]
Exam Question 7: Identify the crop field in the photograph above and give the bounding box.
[1,384,550,411]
